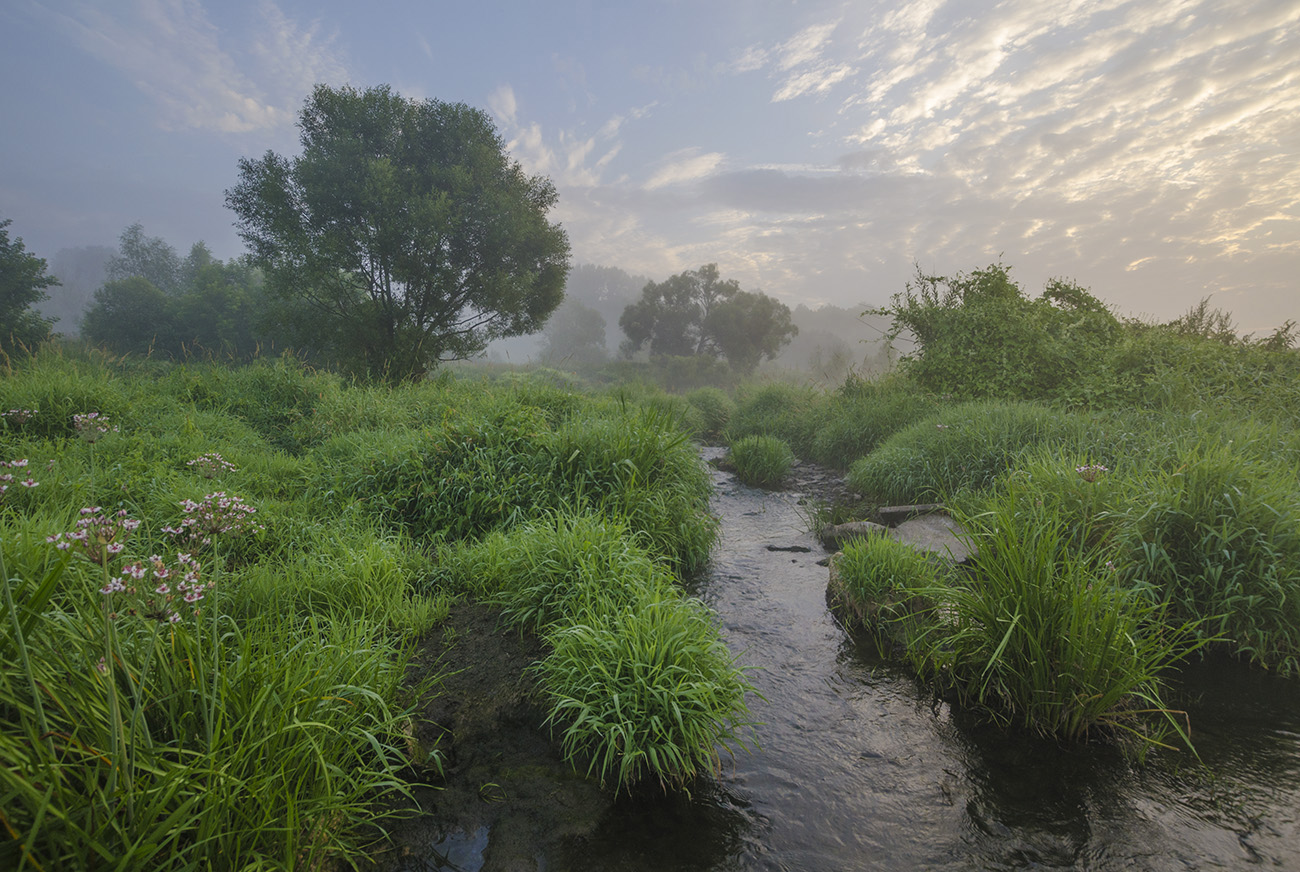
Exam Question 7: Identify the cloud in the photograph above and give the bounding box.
[48,0,346,134]
[488,84,518,126]
[644,149,726,190]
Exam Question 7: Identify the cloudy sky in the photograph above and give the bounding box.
[2,0,1297,333]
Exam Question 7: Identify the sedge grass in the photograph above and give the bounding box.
[728,435,795,489]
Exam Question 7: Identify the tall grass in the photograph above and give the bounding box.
[913,487,1206,751]
[728,435,795,488]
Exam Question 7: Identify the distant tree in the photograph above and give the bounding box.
[619,264,740,358]
[82,277,174,356]
[106,223,182,294]
[539,298,608,366]
[43,245,112,335]
[0,219,58,355]
[704,290,797,374]
[619,264,794,373]
[226,83,570,381]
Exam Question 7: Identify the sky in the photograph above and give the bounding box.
[2,0,1298,334]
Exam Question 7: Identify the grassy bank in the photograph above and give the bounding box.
[0,348,749,869]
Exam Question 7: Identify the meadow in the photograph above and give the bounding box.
[3,288,1298,867]
[0,349,748,870]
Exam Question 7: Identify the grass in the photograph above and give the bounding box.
[728,435,795,489]
[0,348,743,867]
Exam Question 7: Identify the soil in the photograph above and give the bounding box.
[368,454,856,871]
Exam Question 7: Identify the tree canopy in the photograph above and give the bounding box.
[226,83,570,381]
[619,264,796,374]
[0,218,58,355]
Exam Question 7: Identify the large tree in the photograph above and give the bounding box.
[0,218,58,354]
[226,83,570,380]
[619,264,796,372]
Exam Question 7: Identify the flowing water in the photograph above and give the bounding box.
[551,451,1300,870]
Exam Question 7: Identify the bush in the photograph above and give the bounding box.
[728,435,794,488]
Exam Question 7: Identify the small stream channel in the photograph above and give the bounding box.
[552,449,1300,870]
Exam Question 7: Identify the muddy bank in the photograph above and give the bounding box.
[371,601,608,871]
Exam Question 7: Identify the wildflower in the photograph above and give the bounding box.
[1075,464,1109,483]
[186,452,237,479]
[48,508,141,565]
[164,491,264,548]
[73,412,118,443]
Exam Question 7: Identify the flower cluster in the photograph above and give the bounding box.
[73,412,118,443]
[3,408,36,426]
[186,452,237,479]
[1,458,39,499]
[162,492,264,547]
[1076,464,1109,483]
[47,507,142,564]
[101,553,206,623]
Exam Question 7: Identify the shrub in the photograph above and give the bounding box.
[728,435,794,488]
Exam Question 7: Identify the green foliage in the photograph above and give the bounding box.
[728,435,794,488]
[879,263,1124,403]
[727,381,826,457]
[704,289,798,374]
[847,400,1088,504]
[809,374,939,468]
[685,386,735,443]
[0,218,58,356]
[227,83,570,381]
[544,406,717,574]
[538,298,609,367]
[1115,443,1300,672]
[911,489,1203,749]
[832,533,941,650]
[535,587,755,794]
[619,264,795,373]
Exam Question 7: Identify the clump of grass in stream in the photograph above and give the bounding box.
[544,406,717,575]
[685,387,735,443]
[446,508,755,795]
[831,533,943,652]
[1113,441,1300,673]
[728,435,795,488]
[908,485,1207,752]
[727,382,826,457]
[535,586,756,794]
[810,375,940,469]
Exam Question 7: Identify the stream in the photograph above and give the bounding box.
[551,449,1300,870]
[393,450,1300,870]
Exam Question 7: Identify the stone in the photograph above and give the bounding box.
[818,520,887,551]
[876,503,945,525]
[888,514,974,564]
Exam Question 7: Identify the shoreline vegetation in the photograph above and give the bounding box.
[2,271,1298,867]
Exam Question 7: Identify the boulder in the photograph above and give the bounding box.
[818,520,887,551]
[888,514,974,565]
